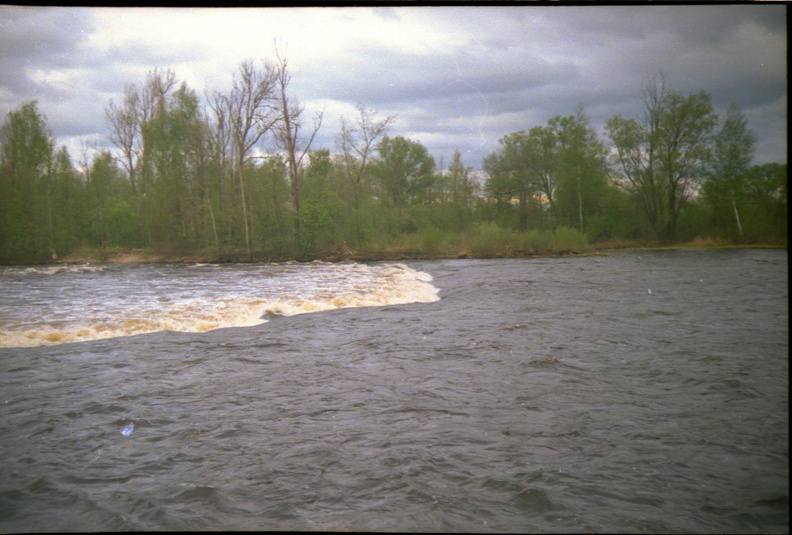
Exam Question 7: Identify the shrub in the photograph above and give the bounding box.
[551,226,588,250]
[418,226,448,252]
[467,223,521,256]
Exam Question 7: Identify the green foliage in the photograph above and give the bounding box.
[483,109,619,237]
[584,186,645,241]
[374,136,435,208]
[0,101,55,261]
[700,105,758,241]
[705,156,786,244]
[467,222,522,256]
[0,101,53,178]
[549,110,610,233]
[607,79,718,243]
[0,70,786,264]
[465,223,587,257]
[483,128,552,231]
[299,150,343,255]
[543,226,589,251]
[414,225,456,252]
[674,201,712,243]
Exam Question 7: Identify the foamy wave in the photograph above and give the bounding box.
[0,309,268,348]
[0,263,439,348]
[1,265,106,277]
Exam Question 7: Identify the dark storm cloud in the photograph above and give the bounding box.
[565,4,786,164]
[548,4,783,49]
[359,4,787,165]
[550,4,786,104]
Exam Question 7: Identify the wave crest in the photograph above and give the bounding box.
[0,263,439,348]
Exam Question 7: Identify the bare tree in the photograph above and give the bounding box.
[142,68,178,123]
[105,68,178,196]
[212,60,278,259]
[337,103,395,188]
[273,48,323,247]
[105,85,140,193]
[204,91,232,252]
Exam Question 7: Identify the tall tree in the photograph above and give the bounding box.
[299,149,343,254]
[136,69,179,202]
[549,109,608,233]
[483,128,555,231]
[0,101,53,180]
[336,103,395,200]
[204,89,234,251]
[215,60,278,258]
[743,163,787,239]
[105,84,142,194]
[447,150,478,231]
[607,75,717,242]
[525,125,559,229]
[49,146,84,254]
[482,151,512,220]
[483,133,530,231]
[104,69,180,245]
[704,104,756,240]
[273,49,323,248]
[85,151,121,257]
[141,82,206,247]
[0,101,54,259]
[374,136,435,225]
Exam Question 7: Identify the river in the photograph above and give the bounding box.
[0,249,787,532]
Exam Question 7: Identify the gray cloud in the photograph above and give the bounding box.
[0,5,786,168]
[0,6,92,96]
[306,41,580,112]
[309,5,785,165]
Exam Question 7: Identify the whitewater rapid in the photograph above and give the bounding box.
[0,262,440,348]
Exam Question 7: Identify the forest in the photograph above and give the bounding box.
[0,60,787,264]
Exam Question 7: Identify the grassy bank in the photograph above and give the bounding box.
[20,225,780,266]
[351,224,590,260]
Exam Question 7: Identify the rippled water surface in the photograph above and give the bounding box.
[0,250,788,532]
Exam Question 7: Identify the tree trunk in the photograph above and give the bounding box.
[731,191,744,240]
[207,198,220,254]
[519,191,528,231]
[46,171,54,257]
[576,169,584,233]
[237,162,252,260]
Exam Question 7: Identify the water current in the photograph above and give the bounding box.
[0,250,787,532]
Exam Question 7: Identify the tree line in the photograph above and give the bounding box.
[0,65,786,263]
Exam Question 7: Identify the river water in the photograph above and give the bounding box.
[0,249,787,532]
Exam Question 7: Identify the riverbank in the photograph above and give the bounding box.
[45,247,582,265]
[9,239,782,266]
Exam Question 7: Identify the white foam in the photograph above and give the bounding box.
[1,264,106,277]
[0,263,440,348]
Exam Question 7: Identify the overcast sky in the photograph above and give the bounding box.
[0,5,787,170]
